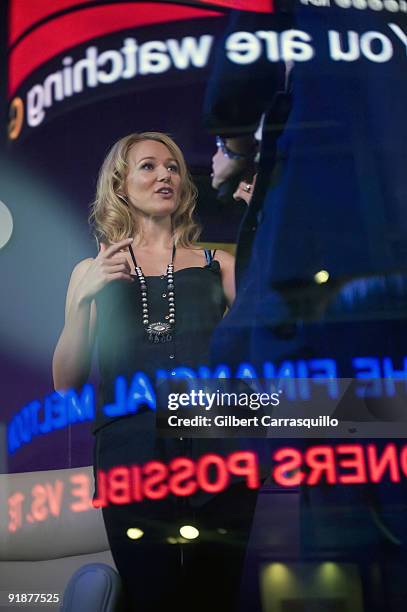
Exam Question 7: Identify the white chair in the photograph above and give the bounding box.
[0,466,123,611]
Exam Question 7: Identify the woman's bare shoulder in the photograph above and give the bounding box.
[213,248,235,260]
[213,249,235,268]
[72,258,94,275]
[64,258,93,293]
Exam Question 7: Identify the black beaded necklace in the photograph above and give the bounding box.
[128,243,176,343]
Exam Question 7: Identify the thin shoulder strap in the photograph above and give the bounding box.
[128,244,138,268]
[204,249,212,265]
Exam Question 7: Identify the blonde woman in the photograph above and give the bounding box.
[53,132,234,400]
[52,133,256,612]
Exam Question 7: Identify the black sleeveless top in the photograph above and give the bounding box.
[94,250,226,432]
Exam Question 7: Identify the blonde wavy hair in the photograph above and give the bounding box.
[89,132,201,247]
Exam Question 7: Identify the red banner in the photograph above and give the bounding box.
[9,0,274,45]
[8,3,222,96]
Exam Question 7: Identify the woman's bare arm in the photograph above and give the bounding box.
[52,237,134,391]
[215,249,236,306]
[52,259,97,391]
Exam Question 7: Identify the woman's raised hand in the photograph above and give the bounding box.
[76,238,134,304]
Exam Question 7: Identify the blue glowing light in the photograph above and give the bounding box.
[7,356,407,455]
[104,372,156,417]
[8,385,95,454]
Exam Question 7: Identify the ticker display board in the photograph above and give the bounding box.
[8,0,273,141]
